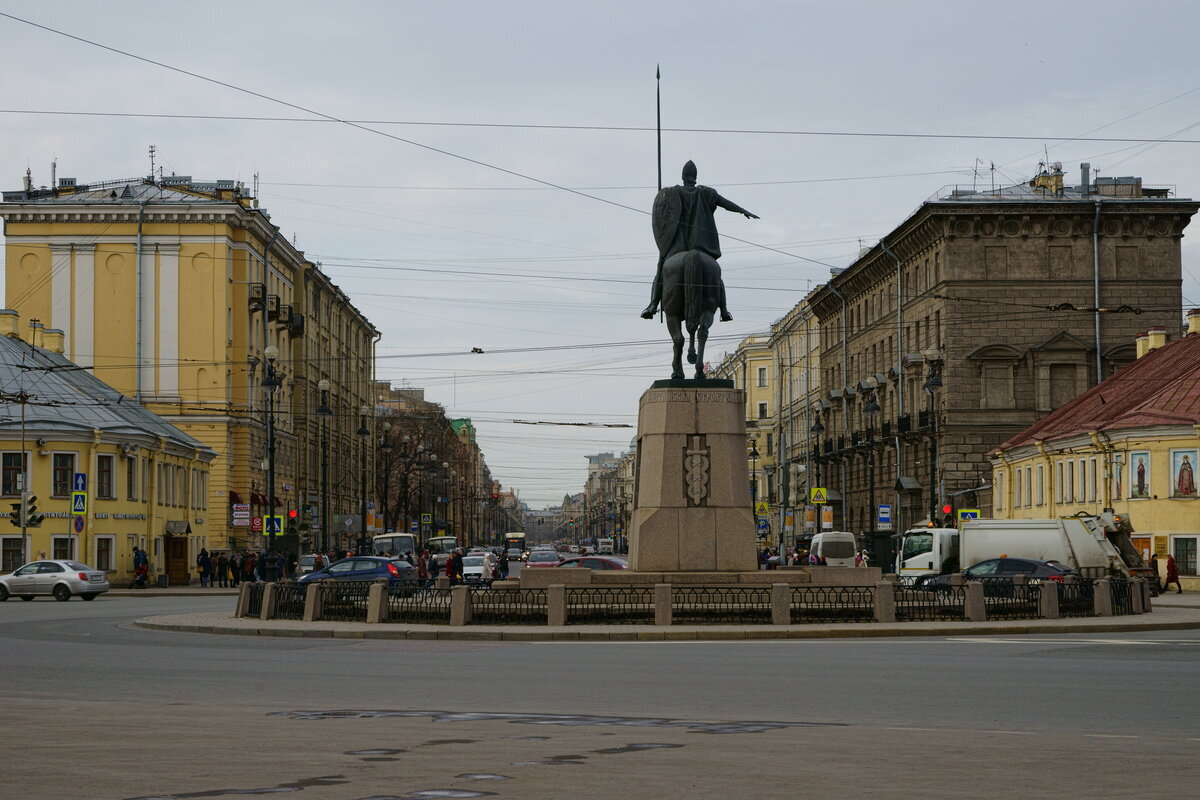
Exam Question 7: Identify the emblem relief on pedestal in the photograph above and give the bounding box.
[683,434,710,506]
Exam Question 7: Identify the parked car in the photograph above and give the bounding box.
[555,556,628,570]
[524,550,563,568]
[296,556,418,587]
[0,559,110,601]
[296,553,330,575]
[921,557,1076,595]
[462,552,498,585]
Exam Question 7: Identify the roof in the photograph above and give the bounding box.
[994,333,1200,453]
[2,176,247,204]
[0,334,216,454]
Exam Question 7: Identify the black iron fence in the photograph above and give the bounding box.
[896,585,966,621]
[980,579,1041,620]
[566,587,656,625]
[273,582,307,620]
[469,588,547,624]
[1109,579,1135,616]
[790,586,874,623]
[671,586,773,624]
[320,581,372,622]
[245,582,265,617]
[1057,581,1095,618]
[387,586,452,623]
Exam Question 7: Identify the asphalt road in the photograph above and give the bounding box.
[3,595,1198,799]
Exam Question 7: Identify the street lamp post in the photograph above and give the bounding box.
[316,379,331,554]
[356,405,370,555]
[749,437,760,504]
[863,377,881,553]
[262,345,281,572]
[379,423,393,533]
[923,348,944,524]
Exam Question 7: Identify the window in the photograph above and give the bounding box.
[1088,458,1098,502]
[52,453,75,497]
[757,367,767,387]
[766,434,773,456]
[141,457,148,501]
[127,457,138,501]
[1173,536,1197,576]
[97,454,115,499]
[2,452,27,496]
[52,535,74,560]
[1056,462,1064,503]
[758,402,768,420]
[2,537,24,572]
[1036,465,1045,506]
[1015,470,1023,507]
[95,536,114,571]
[1025,468,1033,507]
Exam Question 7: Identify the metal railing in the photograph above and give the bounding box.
[979,579,1041,620]
[896,585,965,621]
[566,587,656,625]
[790,586,874,623]
[469,588,547,624]
[671,586,772,625]
[319,580,372,622]
[1109,579,1135,616]
[244,582,265,617]
[387,586,452,624]
[1056,581,1095,618]
[273,582,307,621]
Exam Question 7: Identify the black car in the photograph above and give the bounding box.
[921,557,1076,594]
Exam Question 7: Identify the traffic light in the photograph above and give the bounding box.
[941,503,954,528]
[568,518,575,528]
[286,508,299,536]
[9,501,21,527]
[24,495,43,528]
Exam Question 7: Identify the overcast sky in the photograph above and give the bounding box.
[3,1,1200,507]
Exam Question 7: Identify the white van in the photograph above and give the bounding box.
[808,532,859,567]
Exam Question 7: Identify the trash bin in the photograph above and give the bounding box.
[157,574,170,588]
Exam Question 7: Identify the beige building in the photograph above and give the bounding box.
[0,173,377,552]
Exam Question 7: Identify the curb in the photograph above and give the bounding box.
[134,615,1200,642]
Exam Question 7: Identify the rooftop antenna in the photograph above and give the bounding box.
[50,158,56,188]
[990,161,995,194]
[148,144,156,180]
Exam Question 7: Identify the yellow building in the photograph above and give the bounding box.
[990,315,1200,590]
[0,173,377,553]
[0,310,216,583]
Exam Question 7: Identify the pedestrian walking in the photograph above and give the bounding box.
[276,552,288,580]
[855,549,869,568]
[496,552,509,580]
[229,552,241,587]
[243,551,257,582]
[1149,554,1162,591]
[216,552,229,587]
[1164,554,1183,594]
[196,548,212,588]
[417,550,429,586]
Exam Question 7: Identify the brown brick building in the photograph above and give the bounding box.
[808,164,1197,552]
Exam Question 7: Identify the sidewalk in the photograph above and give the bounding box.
[135,603,1200,641]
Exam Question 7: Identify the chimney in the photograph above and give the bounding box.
[42,328,65,354]
[1188,308,1200,336]
[1080,162,1091,196]
[0,309,19,338]
[1135,330,1149,358]
[28,319,44,348]
[1146,326,1168,352]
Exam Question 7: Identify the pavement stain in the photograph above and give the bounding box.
[124,774,348,799]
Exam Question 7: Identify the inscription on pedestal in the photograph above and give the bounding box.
[683,434,710,506]
[643,390,740,404]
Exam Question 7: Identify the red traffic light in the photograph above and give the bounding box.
[288,509,299,519]
[941,504,953,515]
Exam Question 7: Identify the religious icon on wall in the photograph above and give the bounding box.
[1129,451,1151,498]
[1171,450,1197,497]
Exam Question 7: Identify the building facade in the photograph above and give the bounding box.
[0,310,216,583]
[0,173,378,553]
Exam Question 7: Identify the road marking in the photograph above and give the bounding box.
[944,637,1200,645]
[1087,734,1139,739]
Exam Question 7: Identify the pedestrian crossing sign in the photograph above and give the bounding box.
[70,491,87,516]
[810,487,827,504]
[957,509,980,521]
[754,500,769,515]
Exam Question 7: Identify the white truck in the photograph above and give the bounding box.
[895,513,1154,588]
[596,537,615,555]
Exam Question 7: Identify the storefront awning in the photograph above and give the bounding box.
[165,521,191,535]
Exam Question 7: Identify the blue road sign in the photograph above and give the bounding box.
[73,516,85,533]
[73,473,87,492]
[756,517,769,533]
[878,504,892,523]
[410,521,418,532]
[265,515,283,534]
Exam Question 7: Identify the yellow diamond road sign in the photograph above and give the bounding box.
[754,501,769,516]
[810,487,827,504]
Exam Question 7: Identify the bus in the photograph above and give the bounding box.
[503,532,526,560]
[424,535,458,569]
[372,533,418,558]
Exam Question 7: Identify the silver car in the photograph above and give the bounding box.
[0,560,110,601]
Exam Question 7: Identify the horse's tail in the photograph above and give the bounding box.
[683,251,703,325]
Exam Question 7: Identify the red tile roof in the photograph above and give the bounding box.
[995,333,1200,452]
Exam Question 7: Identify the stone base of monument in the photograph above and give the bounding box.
[513,565,882,589]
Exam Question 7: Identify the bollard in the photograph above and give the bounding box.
[366,579,388,623]
[449,584,472,626]
[1142,577,1153,613]
[1093,578,1114,617]
[1038,579,1060,619]
[302,580,325,622]
[259,582,277,621]
[873,581,896,623]
[234,583,251,618]
[654,584,672,626]
[964,581,986,622]
[547,585,567,626]
[771,583,790,625]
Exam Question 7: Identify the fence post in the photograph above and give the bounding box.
[964,581,986,622]
[548,584,567,626]
[654,584,672,626]
[1130,578,1145,614]
[302,580,324,622]
[874,581,896,623]
[1142,577,1153,612]
[771,583,790,625]
[234,582,251,617]
[366,579,388,623]
[450,584,472,626]
[259,582,277,620]
[1038,581,1060,618]
[1093,578,1114,617]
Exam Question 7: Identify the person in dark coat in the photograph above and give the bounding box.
[228,552,241,587]
[216,552,230,588]
[1149,554,1161,592]
[196,548,212,587]
[1164,554,1183,594]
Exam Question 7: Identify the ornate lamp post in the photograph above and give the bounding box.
[316,379,331,553]
[262,344,281,567]
[356,405,370,555]
[748,437,760,505]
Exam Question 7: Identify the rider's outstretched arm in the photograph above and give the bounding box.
[715,193,759,220]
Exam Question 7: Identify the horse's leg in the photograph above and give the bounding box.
[686,319,698,364]
[693,310,715,379]
[667,316,685,379]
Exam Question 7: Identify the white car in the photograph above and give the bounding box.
[461,552,498,584]
[0,559,110,601]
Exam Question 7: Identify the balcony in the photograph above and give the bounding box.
[276,304,293,327]
[288,312,306,335]
[266,294,281,320]
[248,284,265,312]
[897,414,912,434]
